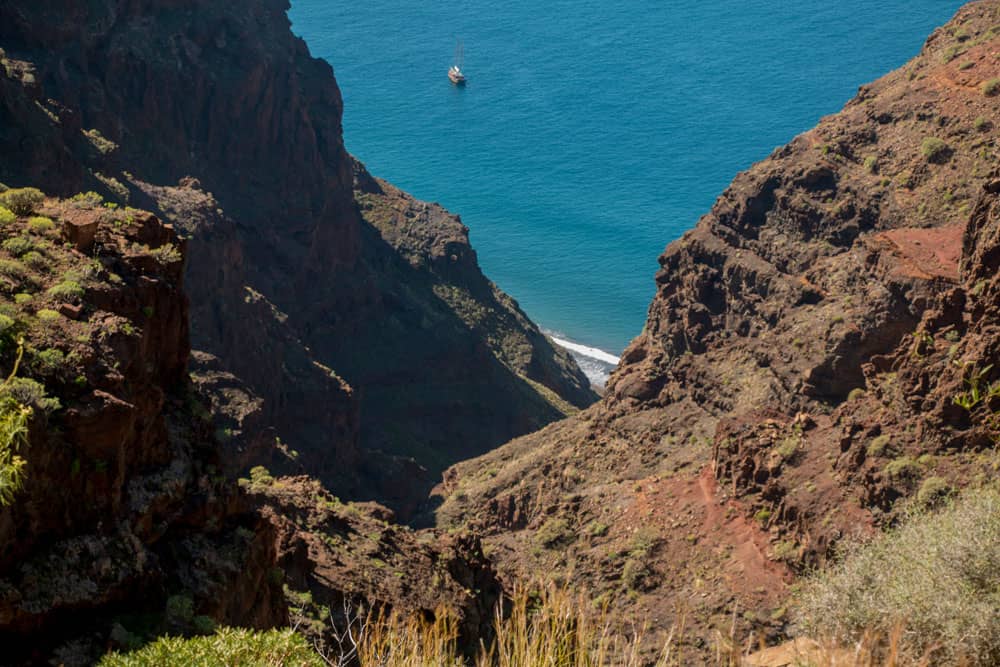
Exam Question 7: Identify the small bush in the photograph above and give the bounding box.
[13,293,31,305]
[622,557,651,591]
[921,137,950,163]
[36,309,61,323]
[1,377,59,412]
[248,465,274,487]
[866,434,891,457]
[917,476,952,508]
[793,487,1000,666]
[885,455,921,481]
[26,216,54,234]
[863,156,877,174]
[847,388,866,401]
[0,207,14,226]
[165,594,194,625]
[21,251,46,272]
[0,315,14,334]
[98,628,324,667]
[47,280,84,301]
[70,191,104,208]
[0,188,44,216]
[33,348,66,375]
[2,236,34,257]
[974,116,990,132]
[0,260,26,280]
[982,78,1000,97]
[535,517,574,549]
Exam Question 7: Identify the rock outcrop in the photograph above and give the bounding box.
[0,195,286,665]
[436,1,1000,654]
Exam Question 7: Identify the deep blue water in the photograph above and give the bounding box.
[288,1,964,377]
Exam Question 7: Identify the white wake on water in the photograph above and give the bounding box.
[544,331,621,389]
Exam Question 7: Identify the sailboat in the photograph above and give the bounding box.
[448,39,467,85]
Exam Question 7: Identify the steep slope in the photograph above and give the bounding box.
[436,1,1000,653]
[0,193,287,665]
[0,0,595,514]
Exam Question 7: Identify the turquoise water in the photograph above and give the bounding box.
[288,1,963,366]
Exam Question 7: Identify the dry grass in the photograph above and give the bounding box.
[792,487,1000,666]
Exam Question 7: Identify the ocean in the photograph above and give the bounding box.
[288,1,965,386]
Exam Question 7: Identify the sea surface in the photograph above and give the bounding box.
[288,1,964,386]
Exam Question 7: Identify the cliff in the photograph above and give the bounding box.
[0,0,595,517]
[436,0,1000,653]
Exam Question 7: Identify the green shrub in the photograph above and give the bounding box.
[33,348,65,375]
[13,293,31,305]
[0,188,44,216]
[974,116,990,132]
[622,557,651,591]
[866,434,891,457]
[36,309,61,323]
[535,517,574,549]
[21,251,46,272]
[1,377,59,412]
[165,594,194,625]
[847,388,866,401]
[98,628,324,667]
[2,236,34,257]
[0,207,14,226]
[0,260,26,280]
[793,488,1000,666]
[70,191,104,208]
[982,78,1000,96]
[191,615,216,636]
[917,476,953,508]
[47,280,84,301]
[248,465,274,487]
[863,156,877,174]
[0,315,13,335]
[921,137,950,163]
[26,216,54,234]
[885,455,921,481]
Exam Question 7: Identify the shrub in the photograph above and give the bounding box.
[866,434,891,457]
[1,377,59,412]
[13,293,31,305]
[33,348,66,375]
[0,207,14,226]
[165,594,194,625]
[793,487,1000,666]
[846,388,866,401]
[0,260,26,280]
[36,309,61,323]
[884,455,921,481]
[863,156,877,174]
[917,476,953,508]
[98,628,324,667]
[70,191,103,208]
[47,280,84,301]
[0,187,44,216]
[534,517,574,549]
[982,78,1000,96]
[974,116,990,131]
[248,465,274,487]
[2,236,34,257]
[26,216,54,234]
[21,251,46,272]
[622,557,651,591]
[921,137,950,163]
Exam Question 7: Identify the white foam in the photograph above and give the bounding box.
[548,336,621,366]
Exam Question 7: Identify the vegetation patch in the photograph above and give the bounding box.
[98,628,324,667]
[793,487,1000,666]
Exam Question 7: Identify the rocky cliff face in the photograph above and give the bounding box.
[0,0,595,516]
[0,194,287,665]
[436,1,1000,653]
